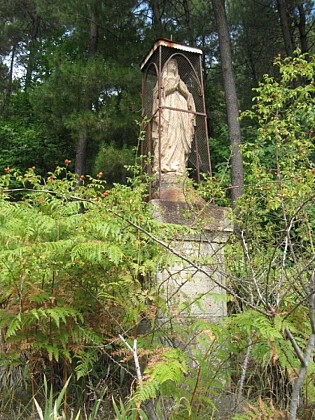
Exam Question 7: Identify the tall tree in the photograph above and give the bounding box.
[294,0,309,53]
[276,0,314,56]
[74,2,99,178]
[211,0,244,204]
[276,0,295,56]
[228,0,283,106]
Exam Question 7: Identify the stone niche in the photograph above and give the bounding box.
[140,39,211,198]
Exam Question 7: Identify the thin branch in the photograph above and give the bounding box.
[240,230,268,308]
[283,257,315,320]
[235,335,253,409]
[309,270,315,334]
[119,335,143,387]
[289,331,315,420]
[285,326,306,366]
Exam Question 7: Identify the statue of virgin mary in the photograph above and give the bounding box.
[152,59,196,175]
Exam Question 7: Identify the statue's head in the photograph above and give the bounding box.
[163,58,178,76]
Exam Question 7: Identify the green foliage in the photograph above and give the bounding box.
[0,0,143,179]
[223,53,315,412]
[135,348,187,404]
[112,397,149,420]
[0,165,167,416]
[33,374,106,420]
[0,114,72,175]
[33,376,80,420]
[94,143,134,185]
[236,53,314,251]
[0,165,230,418]
[197,171,231,206]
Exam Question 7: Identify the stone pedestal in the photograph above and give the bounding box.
[151,196,232,324]
[149,180,233,417]
[151,173,231,320]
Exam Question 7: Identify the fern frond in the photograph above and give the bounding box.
[134,348,187,404]
[5,314,22,339]
[74,349,99,379]
[71,241,124,265]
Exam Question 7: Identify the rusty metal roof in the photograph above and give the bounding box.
[140,38,203,70]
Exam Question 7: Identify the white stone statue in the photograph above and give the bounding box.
[152,59,196,175]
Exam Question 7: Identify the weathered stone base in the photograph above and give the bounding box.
[148,177,233,417]
[151,196,232,323]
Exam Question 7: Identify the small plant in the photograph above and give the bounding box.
[33,376,79,420]
[232,398,287,419]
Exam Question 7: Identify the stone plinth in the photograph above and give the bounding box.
[151,192,232,323]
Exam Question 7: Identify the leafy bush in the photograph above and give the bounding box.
[0,166,165,416]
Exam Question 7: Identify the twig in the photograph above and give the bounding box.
[235,335,252,409]
[119,335,143,388]
[285,326,305,366]
[240,230,268,308]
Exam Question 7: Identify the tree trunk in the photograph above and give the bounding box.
[149,0,167,41]
[276,0,295,56]
[2,44,16,117]
[87,10,99,58]
[75,130,88,177]
[211,0,244,204]
[75,10,99,178]
[287,270,315,419]
[25,15,40,90]
[182,0,195,45]
[287,329,315,419]
[296,1,308,53]
[150,0,163,29]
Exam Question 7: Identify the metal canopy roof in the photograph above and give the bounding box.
[140,39,202,70]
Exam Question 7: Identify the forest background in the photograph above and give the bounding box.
[0,0,315,419]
